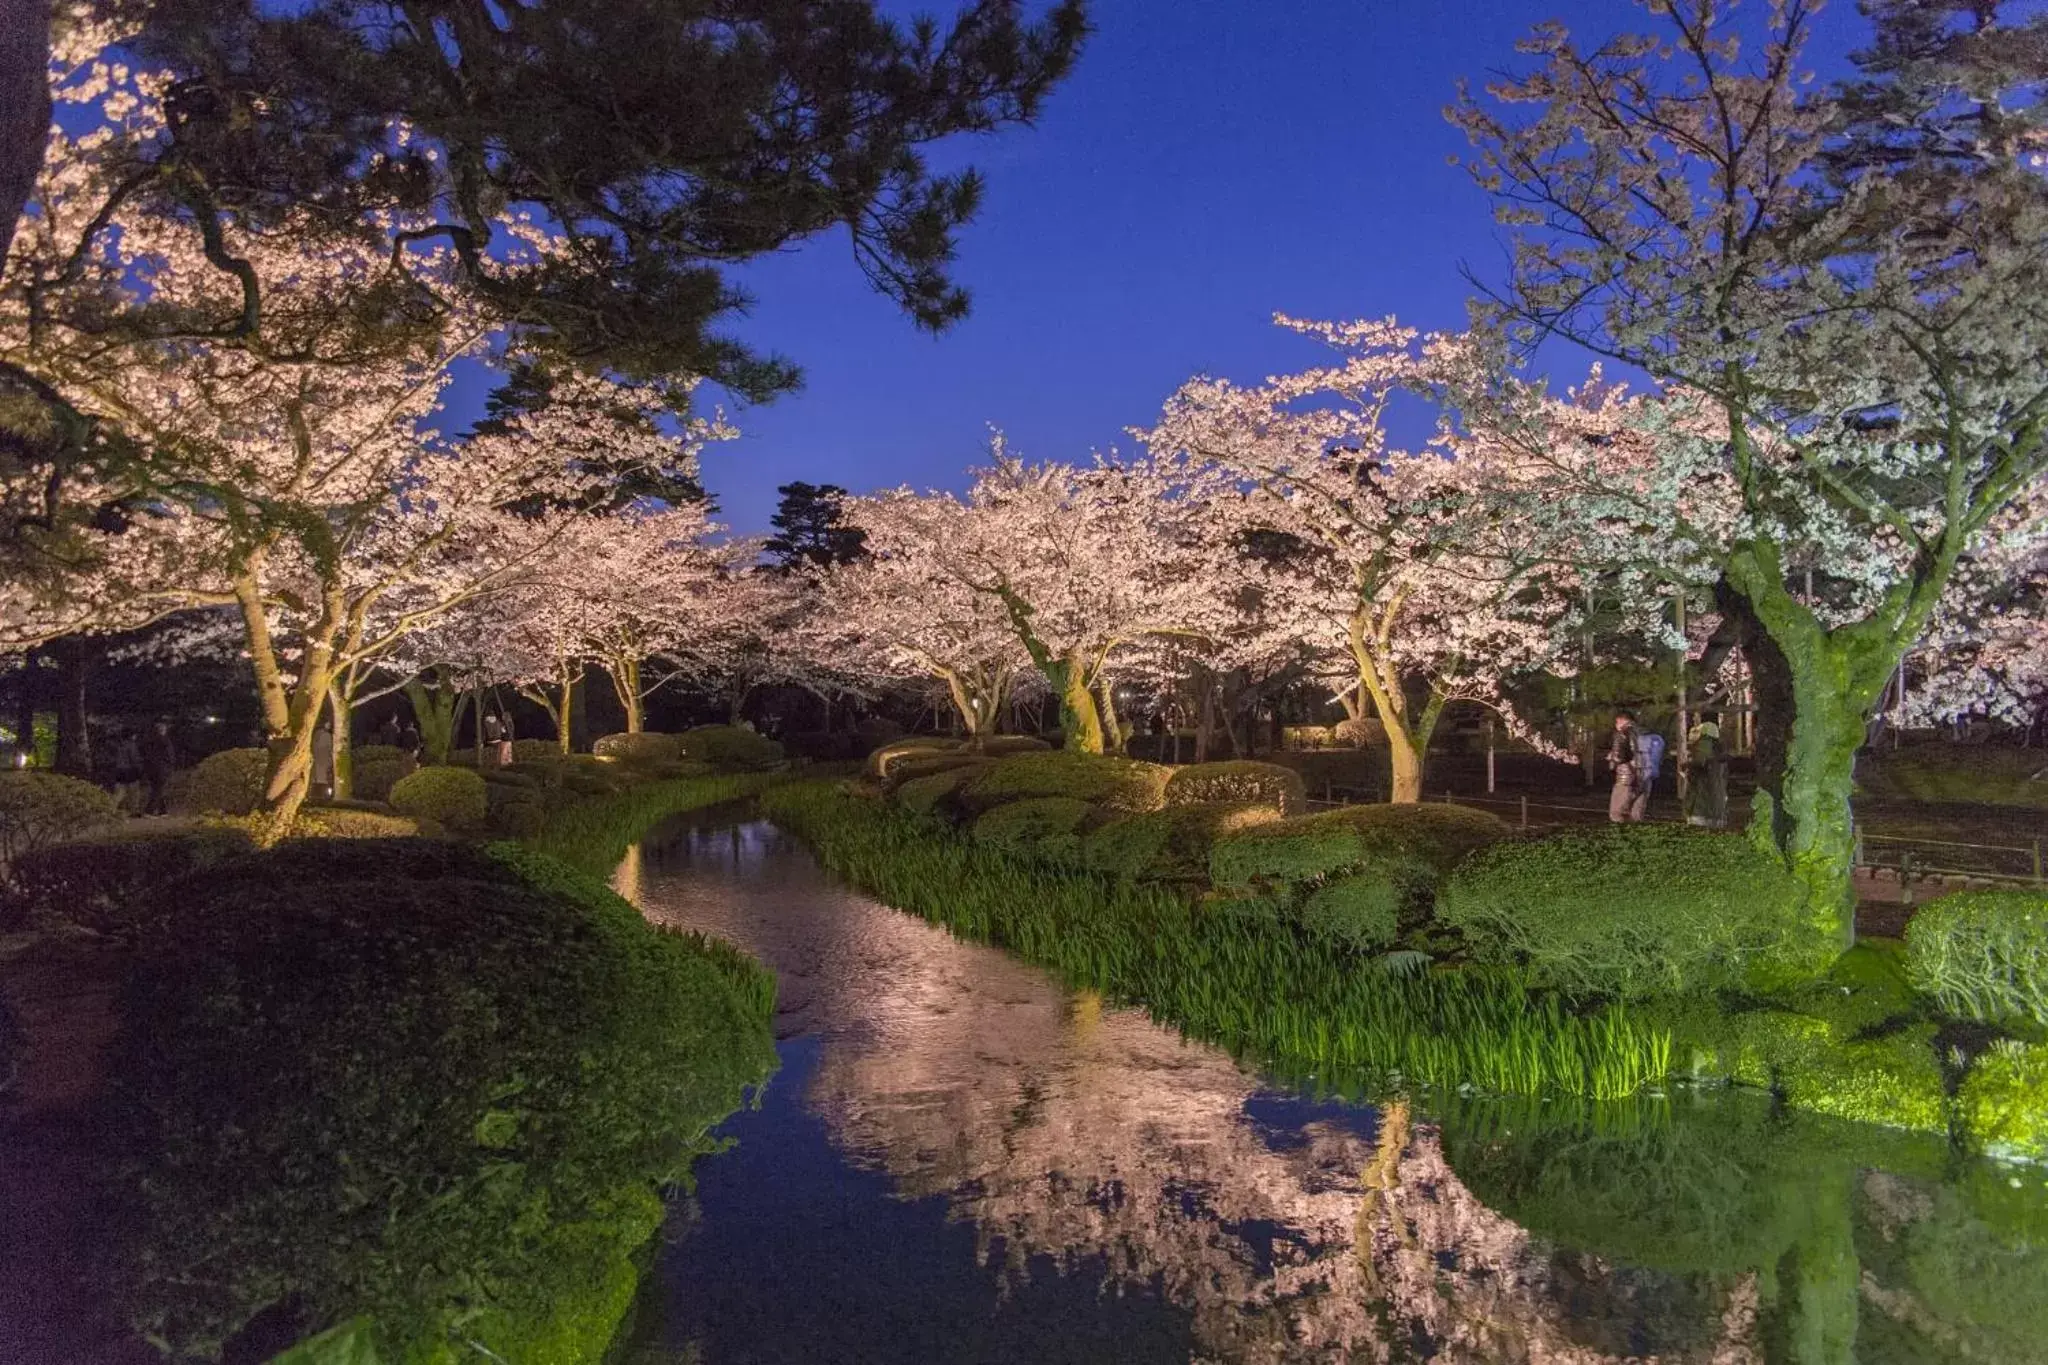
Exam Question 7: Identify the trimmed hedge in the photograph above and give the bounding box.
[349,745,415,802]
[893,762,992,818]
[0,770,118,866]
[591,732,685,764]
[1298,875,1403,952]
[1081,802,1280,882]
[1162,761,1306,817]
[1209,801,1507,892]
[1438,825,1817,999]
[960,751,1170,816]
[511,737,566,764]
[970,796,1096,865]
[680,725,785,773]
[976,735,1053,758]
[187,747,271,816]
[865,737,964,780]
[1959,1040,2048,1163]
[99,839,776,1362]
[880,751,986,792]
[1904,888,2048,1028]
[387,765,488,830]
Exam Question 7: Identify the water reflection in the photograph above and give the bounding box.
[628,817,2048,1365]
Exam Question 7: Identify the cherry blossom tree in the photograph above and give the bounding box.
[1144,317,1580,802]
[852,440,1230,753]
[1450,0,2048,937]
[820,517,1033,742]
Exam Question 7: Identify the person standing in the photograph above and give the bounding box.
[140,719,176,816]
[375,713,402,749]
[1686,715,1730,828]
[1632,722,1666,822]
[493,710,514,768]
[1606,710,1641,823]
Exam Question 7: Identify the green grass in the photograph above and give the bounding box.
[527,773,783,876]
[761,781,1672,1101]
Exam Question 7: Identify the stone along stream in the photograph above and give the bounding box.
[615,813,2048,1365]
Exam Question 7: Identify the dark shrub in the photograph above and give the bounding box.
[893,762,992,818]
[1905,888,2048,1028]
[970,796,1097,864]
[6,825,256,932]
[976,735,1052,758]
[0,771,119,866]
[960,751,1170,816]
[591,732,685,764]
[865,736,963,779]
[1437,825,1815,999]
[101,840,775,1362]
[186,748,271,815]
[349,745,416,802]
[510,737,565,764]
[680,725,785,773]
[1209,802,1507,891]
[387,766,488,830]
[1082,802,1280,881]
[1163,761,1306,817]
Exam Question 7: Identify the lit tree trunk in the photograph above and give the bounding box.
[328,677,353,801]
[1348,604,1449,805]
[404,673,465,765]
[1194,671,1217,763]
[1096,676,1124,754]
[233,565,343,846]
[472,682,486,766]
[936,664,1009,743]
[1724,539,1935,951]
[606,654,644,733]
[518,656,578,755]
[993,585,1107,753]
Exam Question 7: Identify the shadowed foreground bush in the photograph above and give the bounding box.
[99,839,776,1364]
[1439,825,1823,999]
[763,781,1671,1101]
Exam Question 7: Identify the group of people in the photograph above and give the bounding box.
[1606,709,1730,828]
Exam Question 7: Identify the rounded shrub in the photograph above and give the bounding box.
[865,736,963,779]
[387,765,488,830]
[893,762,992,819]
[881,751,986,792]
[960,751,1170,816]
[0,770,119,866]
[348,745,415,802]
[1209,801,1507,892]
[1437,825,1813,999]
[975,735,1052,758]
[970,796,1096,864]
[100,839,775,1362]
[186,747,271,816]
[1960,1039,2048,1162]
[591,731,685,764]
[291,807,419,840]
[1904,888,2048,1028]
[511,737,566,764]
[1722,1010,1947,1133]
[1082,802,1280,882]
[680,725,785,773]
[1163,761,1306,817]
[1298,875,1402,952]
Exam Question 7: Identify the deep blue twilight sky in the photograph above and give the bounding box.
[611,1,1861,534]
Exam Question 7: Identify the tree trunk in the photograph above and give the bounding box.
[472,682,486,766]
[1195,676,1216,763]
[1096,677,1124,754]
[404,676,464,765]
[1386,722,1424,804]
[329,679,353,801]
[608,656,643,733]
[51,635,88,778]
[1050,647,1105,753]
[13,647,36,761]
[0,0,50,281]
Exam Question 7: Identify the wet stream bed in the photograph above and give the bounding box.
[616,814,2048,1365]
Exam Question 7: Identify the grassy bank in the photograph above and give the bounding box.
[761,780,1671,1100]
[526,771,785,876]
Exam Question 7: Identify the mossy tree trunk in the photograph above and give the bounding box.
[935,662,1010,744]
[604,653,645,733]
[404,671,466,765]
[517,653,579,755]
[327,678,353,801]
[1095,677,1125,754]
[235,564,343,847]
[1724,535,1951,950]
[992,584,1107,753]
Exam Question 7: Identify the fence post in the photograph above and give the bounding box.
[1324,777,1333,804]
[2034,838,2042,885]
[1901,852,1914,906]
[1519,794,1529,830]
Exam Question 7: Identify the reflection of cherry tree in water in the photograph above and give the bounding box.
[800,977,1768,1364]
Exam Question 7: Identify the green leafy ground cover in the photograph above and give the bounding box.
[4,772,786,1364]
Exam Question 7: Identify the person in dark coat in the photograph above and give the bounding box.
[1686,714,1731,828]
[1606,710,1642,823]
[140,719,176,816]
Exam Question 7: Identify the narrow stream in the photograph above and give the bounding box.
[617,813,2048,1365]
